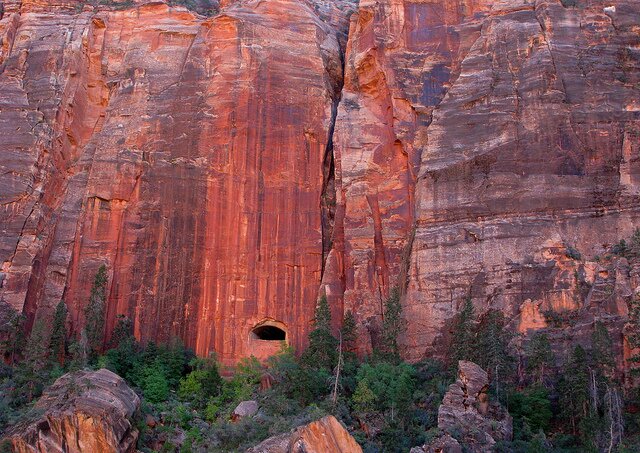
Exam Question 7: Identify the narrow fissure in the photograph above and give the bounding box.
[320,36,349,279]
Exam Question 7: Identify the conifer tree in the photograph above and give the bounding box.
[49,301,68,366]
[380,288,406,363]
[475,309,512,401]
[14,319,50,402]
[448,297,476,368]
[591,321,614,378]
[341,310,357,352]
[559,345,590,435]
[109,314,134,349]
[302,295,338,371]
[84,265,108,360]
[526,332,555,386]
[627,297,640,375]
[0,309,25,365]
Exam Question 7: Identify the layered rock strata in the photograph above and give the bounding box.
[0,0,639,365]
[321,0,640,359]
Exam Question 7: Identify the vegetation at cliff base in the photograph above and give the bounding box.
[4,231,640,452]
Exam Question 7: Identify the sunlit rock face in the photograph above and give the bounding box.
[1,0,639,365]
[0,0,355,364]
[7,368,140,453]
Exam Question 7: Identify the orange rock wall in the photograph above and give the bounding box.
[1,0,639,364]
[0,0,354,364]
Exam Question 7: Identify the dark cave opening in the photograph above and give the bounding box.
[251,325,286,341]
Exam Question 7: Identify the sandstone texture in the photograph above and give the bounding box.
[321,0,640,361]
[0,0,639,367]
[435,361,511,452]
[6,368,140,453]
[247,415,363,453]
[410,434,461,453]
[0,0,355,364]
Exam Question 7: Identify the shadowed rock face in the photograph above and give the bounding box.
[7,369,140,453]
[0,0,639,364]
[321,0,640,359]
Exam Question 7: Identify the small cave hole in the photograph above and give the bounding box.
[251,325,286,341]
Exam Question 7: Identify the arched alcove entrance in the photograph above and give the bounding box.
[248,319,288,360]
[251,324,286,341]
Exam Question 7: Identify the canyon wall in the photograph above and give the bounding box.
[0,0,639,365]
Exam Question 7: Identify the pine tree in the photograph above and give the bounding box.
[628,228,640,261]
[109,314,134,349]
[14,319,50,403]
[627,297,640,376]
[341,310,357,352]
[559,345,590,435]
[591,321,614,378]
[68,330,89,371]
[0,310,25,365]
[379,288,406,363]
[448,297,476,368]
[352,378,376,415]
[84,265,108,360]
[49,301,68,366]
[302,295,338,371]
[526,332,555,386]
[475,309,512,401]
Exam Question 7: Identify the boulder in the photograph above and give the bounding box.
[410,433,462,453]
[232,400,259,421]
[7,368,140,453]
[247,415,362,453]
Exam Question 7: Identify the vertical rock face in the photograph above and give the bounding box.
[323,0,640,358]
[0,0,354,364]
[0,0,639,365]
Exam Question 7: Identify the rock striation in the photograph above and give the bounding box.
[321,0,640,360]
[0,0,355,364]
[6,368,140,453]
[0,0,639,367]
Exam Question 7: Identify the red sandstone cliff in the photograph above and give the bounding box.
[0,0,639,365]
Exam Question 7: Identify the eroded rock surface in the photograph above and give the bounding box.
[247,415,363,453]
[7,368,140,453]
[320,0,640,361]
[0,0,355,364]
[0,0,639,367]
[437,361,512,452]
[410,434,461,453]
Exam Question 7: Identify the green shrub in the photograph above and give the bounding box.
[141,365,169,403]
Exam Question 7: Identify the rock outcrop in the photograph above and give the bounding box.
[436,361,512,452]
[6,368,140,453]
[0,0,639,367]
[247,415,363,453]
